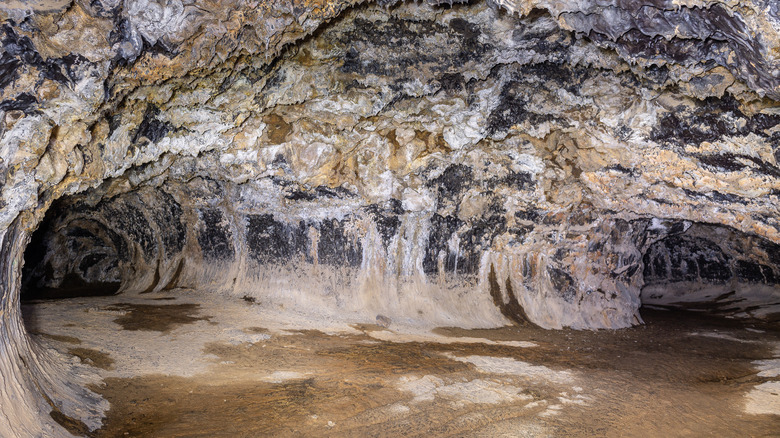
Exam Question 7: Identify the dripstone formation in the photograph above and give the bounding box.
[1,0,779,436]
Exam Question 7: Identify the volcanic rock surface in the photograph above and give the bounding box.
[0,0,779,436]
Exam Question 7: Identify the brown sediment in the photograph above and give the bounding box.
[84,308,780,437]
[105,303,209,332]
[68,348,114,370]
[49,406,93,438]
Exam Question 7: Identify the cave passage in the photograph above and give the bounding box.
[16,190,780,435]
[3,0,780,436]
[19,266,780,436]
[641,222,780,320]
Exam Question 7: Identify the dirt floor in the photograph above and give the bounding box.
[22,291,780,437]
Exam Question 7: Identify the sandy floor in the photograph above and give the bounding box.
[22,290,780,437]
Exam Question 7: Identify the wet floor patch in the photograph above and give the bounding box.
[69,347,114,370]
[103,303,210,332]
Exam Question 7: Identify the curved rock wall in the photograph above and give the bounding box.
[22,172,647,331]
[642,222,780,318]
[0,0,779,435]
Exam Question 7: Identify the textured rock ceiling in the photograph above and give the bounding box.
[0,0,779,436]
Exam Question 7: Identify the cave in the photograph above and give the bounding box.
[2,0,780,436]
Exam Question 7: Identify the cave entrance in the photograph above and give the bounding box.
[640,221,780,322]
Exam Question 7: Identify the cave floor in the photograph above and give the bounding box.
[22,291,780,437]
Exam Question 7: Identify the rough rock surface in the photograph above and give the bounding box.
[0,0,779,435]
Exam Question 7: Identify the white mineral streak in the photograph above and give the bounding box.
[746,344,780,415]
[442,353,575,384]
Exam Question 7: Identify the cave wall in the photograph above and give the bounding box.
[0,0,779,435]
[23,173,648,330]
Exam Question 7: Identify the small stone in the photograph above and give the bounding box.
[376,315,392,328]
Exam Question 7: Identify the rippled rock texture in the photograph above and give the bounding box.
[1,0,779,435]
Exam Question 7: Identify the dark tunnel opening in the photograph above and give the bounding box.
[639,221,780,321]
[22,201,123,301]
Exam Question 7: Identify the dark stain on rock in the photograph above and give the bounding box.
[0,92,38,112]
[611,29,725,66]
[317,218,362,267]
[423,214,461,275]
[547,266,577,303]
[448,17,492,66]
[0,54,20,90]
[0,24,89,88]
[365,201,402,247]
[708,190,750,205]
[109,17,180,66]
[651,94,780,147]
[428,164,473,204]
[488,264,536,327]
[152,190,186,257]
[315,185,354,198]
[141,38,179,59]
[486,81,529,136]
[457,209,507,275]
[105,200,157,260]
[285,190,316,201]
[438,72,464,93]
[735,260,765,283]
[522,61,574,88]
[514,209,541,223]
[605,164,635,176]
[644,235,732,284]
[132,104,172,145]
[339,12,489,80]
[366,205,401,248]
[696,152,748,172]
[485,74,559,137]
[497,171,535,190]
[198,208,235,260]
[682,187,751,206]
[246,214,308,264]
[340,17,443,76]
[106,303,209,332]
